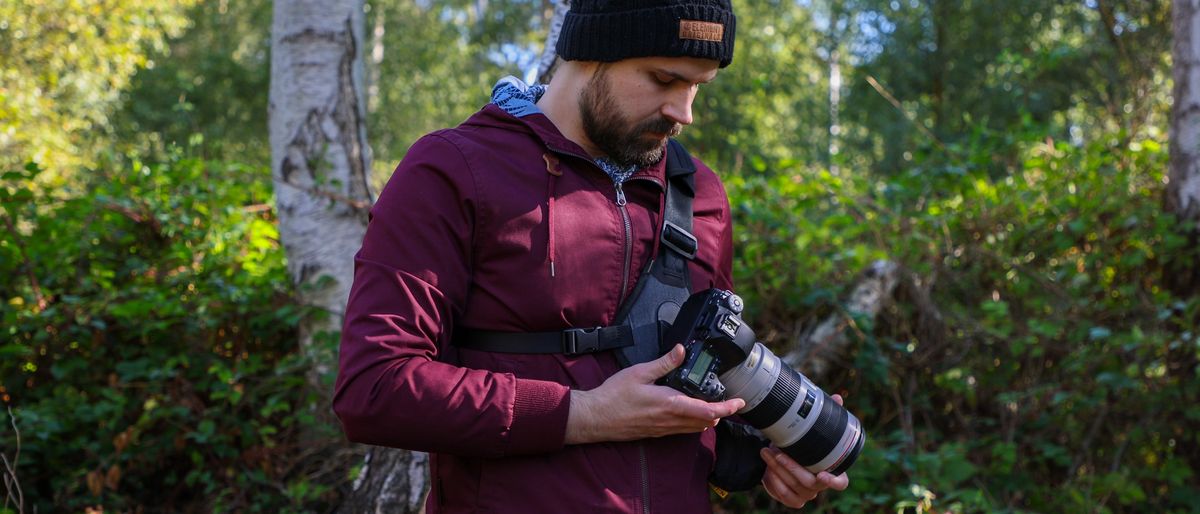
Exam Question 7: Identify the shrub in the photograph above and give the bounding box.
[1,149,340,512]
[724,130,1199,513]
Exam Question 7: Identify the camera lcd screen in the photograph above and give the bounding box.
[688,350,714,385]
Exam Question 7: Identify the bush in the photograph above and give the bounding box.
[0,149,340,512]
[724,130,1199,513]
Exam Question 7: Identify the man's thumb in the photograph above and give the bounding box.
[636,344,685,380]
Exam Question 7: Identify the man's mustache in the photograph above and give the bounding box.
[637,117,682,138]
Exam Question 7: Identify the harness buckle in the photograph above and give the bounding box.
[661,220,699,260]
[563,327,603,355]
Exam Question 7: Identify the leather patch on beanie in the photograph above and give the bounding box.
[679,20,724,42]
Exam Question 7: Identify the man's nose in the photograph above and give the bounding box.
[661,87,697,126]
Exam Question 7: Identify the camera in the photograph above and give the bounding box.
[662,289,865,476]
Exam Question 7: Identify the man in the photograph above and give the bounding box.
[333,1,849,511]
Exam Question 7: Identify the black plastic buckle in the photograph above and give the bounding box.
[661,220,698,260]
[562,327,603,355]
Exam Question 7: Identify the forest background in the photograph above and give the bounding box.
[1,0,1197,513]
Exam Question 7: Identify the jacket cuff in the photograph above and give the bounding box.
[507,378,571,455]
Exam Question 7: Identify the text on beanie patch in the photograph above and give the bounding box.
[679,20,724,42]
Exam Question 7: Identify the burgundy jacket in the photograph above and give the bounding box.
[333,103,734,513]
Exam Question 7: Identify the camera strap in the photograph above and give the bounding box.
[453,140,697,361]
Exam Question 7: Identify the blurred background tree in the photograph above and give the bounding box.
[1,0,1194,513]
[0,0,199,178]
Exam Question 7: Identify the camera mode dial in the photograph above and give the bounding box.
[726,293,744,314]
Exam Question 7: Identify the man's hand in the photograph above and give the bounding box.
[760,394,851,508]
[565,344,745,444]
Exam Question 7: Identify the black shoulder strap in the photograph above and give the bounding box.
[454,140,697,356]
[608,140,697,366]
[656,140,699,280]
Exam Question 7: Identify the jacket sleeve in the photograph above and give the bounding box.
[332,134,571,457]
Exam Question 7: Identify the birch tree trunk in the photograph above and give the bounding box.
[269,1,427,511]
[536,1,570,84]
[270,0,373,380]
[1169,0,1200,291]
[783,261,945,383]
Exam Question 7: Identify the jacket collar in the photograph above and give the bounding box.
[468,104,669,189]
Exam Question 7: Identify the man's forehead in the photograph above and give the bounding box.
[635,56,722,82]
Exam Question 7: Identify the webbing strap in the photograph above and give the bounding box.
[454,325,634,355]
[658,140,698,276]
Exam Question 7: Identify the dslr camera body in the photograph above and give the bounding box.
[663,289,865,476]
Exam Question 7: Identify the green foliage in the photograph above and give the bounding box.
[685,0,832,175]
[724,126,1199,512]
[0,0,199,175]
[0,149,339,512]
[2,1,1193,512]
[114,0,273,166]
[365,0,554,183]
[835,0,1171,175]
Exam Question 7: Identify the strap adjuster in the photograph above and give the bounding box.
[661,220,698,260]
[562,327,603,355]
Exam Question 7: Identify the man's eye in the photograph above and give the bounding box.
[653,74,674,85]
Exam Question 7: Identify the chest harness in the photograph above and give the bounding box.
[454,139,698,368]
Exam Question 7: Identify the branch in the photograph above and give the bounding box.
[1,211,48,313]
[2,407,24,514]
[864,75,949,153]
[1094,0,1132,69]
[100,201,164,234]
[276,178,371,213]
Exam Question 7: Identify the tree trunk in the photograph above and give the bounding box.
[269,0,428,511]
[783,261,945,383]
[536,1,570,84]
[269,0,373,381]
[338,447,430,514]
[366,2,386,115]
[930,0,948,136]
[827,36,842,176]
[1169,0,1200,292]
[783,261,901,379]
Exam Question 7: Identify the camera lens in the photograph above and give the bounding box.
[718,344,865,475]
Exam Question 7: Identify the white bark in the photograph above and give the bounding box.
[269,1,428,511]
[536,0,570,84]
[338,447,430,514]
[367,2,386,115]
[828,46,842,176]
[269,0,373,378]
[783,260,902,379]
[1171,0,1200,226]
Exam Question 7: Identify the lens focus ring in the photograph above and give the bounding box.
[740,364,802,428]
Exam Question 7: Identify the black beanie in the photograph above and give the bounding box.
[556,0,737,68]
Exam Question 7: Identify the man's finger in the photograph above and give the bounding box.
[817,471,850,491]
[632,344,685,381]
[762,470,806,508]
[762,447,817,489]
[667,392,744,420]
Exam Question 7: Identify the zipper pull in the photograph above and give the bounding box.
[614,182,628,206]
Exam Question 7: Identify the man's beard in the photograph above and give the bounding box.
[579,67,682,169]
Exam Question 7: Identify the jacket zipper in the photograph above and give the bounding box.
[638,443,650,514]
[545,145,657,309]
[614,181,634,305]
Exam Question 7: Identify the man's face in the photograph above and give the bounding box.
[577,56,720,168]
